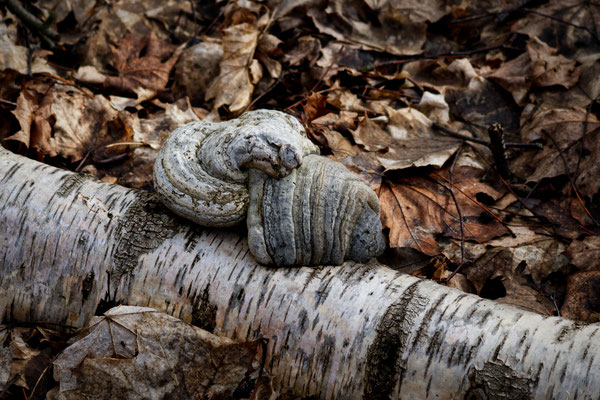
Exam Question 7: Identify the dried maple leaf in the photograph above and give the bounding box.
[205,22,260,113]
[379,166,510,256]
[104,32,181,96]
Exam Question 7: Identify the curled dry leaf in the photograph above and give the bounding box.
[115,98,201,188]
[417,91,449,124]
[52,306,263,400]
[0,327,57,393]
[0,11,55,75]
[206,22,260,113]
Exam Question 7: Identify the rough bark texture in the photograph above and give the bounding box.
[1,147,599,399]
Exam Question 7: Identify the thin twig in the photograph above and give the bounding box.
[38,73,94,98]
[0,98,17,107]
[440,149,467,283]
[384,180,426,254]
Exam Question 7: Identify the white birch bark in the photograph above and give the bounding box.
[0,147,599,399]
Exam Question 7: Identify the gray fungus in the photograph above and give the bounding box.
[154,109,385,266]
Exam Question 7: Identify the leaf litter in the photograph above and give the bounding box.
[1,0,600,396]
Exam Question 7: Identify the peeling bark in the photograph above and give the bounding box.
[1,147,599,399]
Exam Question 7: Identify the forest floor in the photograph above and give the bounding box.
[0,0,599,397]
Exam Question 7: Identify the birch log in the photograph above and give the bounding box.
[0,147,599,399]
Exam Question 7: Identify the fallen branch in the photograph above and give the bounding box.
[0,147,598,399]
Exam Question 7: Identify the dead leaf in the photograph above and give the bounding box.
[284,35,321,66]
[446,77,521,137]
[302,92,328,123]
[319,128,357,159]
[36,0,97,25]
[488,37,581,105]
[441,225,569,289]
[539,59,600,109]
[417,91,450,124]
[173,40,223,104]
[29,87,122,161]
[308,2,428,56]
[327,90,369,113]
[518,107,600,199]
[565,236,600,271]
[561,270,600,322]
[0,13,55,75]
[513,1,600,63]
[5,89,37,147]
[115,98,201,188]
[257,33,283,78]
[0,327,57,393]
[497,278,555,316]
[103,32,181,97]
[351,115,391,152]
[375,107,462,170]
[523,198,587,240]
[380,166,509,256]
[206,22,260,113]
[342,152,384,191]
[52,306,262,399]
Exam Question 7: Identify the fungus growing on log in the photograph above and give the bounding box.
[153,110,385,266]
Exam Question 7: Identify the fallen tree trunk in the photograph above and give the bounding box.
[1,147,599,399]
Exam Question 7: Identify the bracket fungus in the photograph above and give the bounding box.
[154,109,385,266]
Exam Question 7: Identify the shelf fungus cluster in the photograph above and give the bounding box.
[154,109,385,267]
